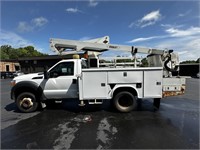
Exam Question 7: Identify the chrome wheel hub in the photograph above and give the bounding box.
[20,98,33,109]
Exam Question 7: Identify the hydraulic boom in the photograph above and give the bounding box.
[49,36,180,77]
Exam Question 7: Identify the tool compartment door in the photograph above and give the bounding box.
[79,71,108,99]
[107,71,143,84]
[144,70,163,98]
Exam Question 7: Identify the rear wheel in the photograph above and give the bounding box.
[16,92,39,113]
[113,91,137,112]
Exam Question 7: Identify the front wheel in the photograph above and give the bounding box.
[16,92,39,113]
[113,91,137,113]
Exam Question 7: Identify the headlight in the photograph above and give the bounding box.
[10,80,16,87]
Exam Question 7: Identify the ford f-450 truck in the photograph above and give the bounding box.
[10,36,186,113]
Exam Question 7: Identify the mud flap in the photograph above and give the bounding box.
[153,98,160,111]
[40,102,46,109]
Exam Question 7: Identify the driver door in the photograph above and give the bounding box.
[43,61,78,99]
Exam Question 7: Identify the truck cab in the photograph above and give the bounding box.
[11,59,83,112]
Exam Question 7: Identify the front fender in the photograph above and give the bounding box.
[11,81,44,101]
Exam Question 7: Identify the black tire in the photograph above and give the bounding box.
[16,92,39,113]
[113,91,137,113]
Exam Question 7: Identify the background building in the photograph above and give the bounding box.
[0,60,20,72]
[179,64,199,77]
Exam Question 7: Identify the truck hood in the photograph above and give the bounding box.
[14,72,44,80]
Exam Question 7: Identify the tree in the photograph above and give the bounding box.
[0,45,47,60]
[196,58,200,63]
[0,45,13,59]
[0,51,9,59]
[140,58,148,67]
[18,48,29,57]
[180,60,196,64]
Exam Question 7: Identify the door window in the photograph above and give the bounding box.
[49,62,74,78]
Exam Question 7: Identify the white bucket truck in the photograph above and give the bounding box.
[11,36,185,113]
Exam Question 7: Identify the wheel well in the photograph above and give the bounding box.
[113,87,138,98]
[14,87,38,101]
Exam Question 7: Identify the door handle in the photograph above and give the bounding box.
[101,83,105,87]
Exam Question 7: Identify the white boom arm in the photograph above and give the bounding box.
[50,36,164,55]
[49,36,179,77]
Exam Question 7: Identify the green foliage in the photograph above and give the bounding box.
[180,60,197,64]
[1,52,9,59]
[116,58,139,63]
[0,45,47,60]
[140,58,149,67]
[196,58,200,63]
[99,59,111,63]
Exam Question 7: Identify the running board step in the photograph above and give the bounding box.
[88,99,103,105]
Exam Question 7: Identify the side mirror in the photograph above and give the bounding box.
[43,66,49,79]
[44,71,49,79]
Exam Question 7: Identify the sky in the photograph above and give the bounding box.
[1,0,200,61]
